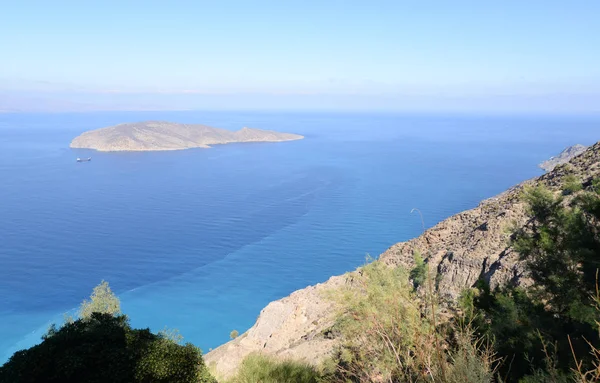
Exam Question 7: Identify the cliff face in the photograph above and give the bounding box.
[206,142,600,378]
[206,275,346,378]
[70,121,304,152]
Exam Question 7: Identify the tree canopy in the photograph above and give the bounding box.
[79,280,121,320]
[469,178,600,381]
[0,282,215,383]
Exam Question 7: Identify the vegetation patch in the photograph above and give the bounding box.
[323,260,496,382]
[466,181,600,381]
[224,353,321,383]
[0,282,215,383]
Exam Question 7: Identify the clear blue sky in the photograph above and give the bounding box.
[1,1,599,112]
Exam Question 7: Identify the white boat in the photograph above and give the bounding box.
[76,157,92,162]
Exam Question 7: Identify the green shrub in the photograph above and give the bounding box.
[563,174,583,195]
[521,185,561,222]
[515,185,599,324]
[0,313,215,383]
[158,327,184,344]
[1,280,216,383]
[226,353,321,383]
[471,288,556,381]
[519,338,571,383]
[324,261,495,382]
[79,280,121,320]
[409,250,427,289]
[444,331,496,383]
[593,177,600,194]
[470,183,600,381]
[457,287,479,318]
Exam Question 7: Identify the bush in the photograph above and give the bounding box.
[79,280,121,320]
[515,185,599,325]
[593,177,600,194]
[470,183,600,381]
[0,313,215,383]
[324,261,495,382]
[225,353,321,383]
[409,250,427,289]
[563,174,583,195]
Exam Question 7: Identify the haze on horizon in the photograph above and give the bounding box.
[1,0,599,114]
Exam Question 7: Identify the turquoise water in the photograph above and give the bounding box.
[1,111,598,361]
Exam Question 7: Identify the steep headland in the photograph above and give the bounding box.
[539,144,587,171]
[206,142,600,378]
[69,121,304,152]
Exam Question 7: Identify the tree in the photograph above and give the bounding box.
[79,280,121,320]
[1,281,217,383]
[0,313,215,383]
[514,183,600,325]
[470,180,600,381]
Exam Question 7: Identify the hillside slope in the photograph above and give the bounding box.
[206,142,600,378]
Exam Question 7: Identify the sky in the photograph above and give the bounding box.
[1,0,599,113]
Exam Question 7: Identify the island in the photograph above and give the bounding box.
[69,121,304,151]
[538,144,587,171]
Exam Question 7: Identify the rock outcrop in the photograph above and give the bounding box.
[70,121,304,151]
[206,275,346,378]
[206,142,600,379]
[539,144,588,171]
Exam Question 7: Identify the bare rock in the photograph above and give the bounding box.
[539,144,587,171]
[206,275,346,379]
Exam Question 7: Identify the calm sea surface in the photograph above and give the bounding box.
[1,111,598,361]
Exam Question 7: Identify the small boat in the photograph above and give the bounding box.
[76,157,92,162]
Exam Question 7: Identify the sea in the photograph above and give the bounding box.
[1,111,599,362]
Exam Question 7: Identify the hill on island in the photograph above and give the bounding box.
[70,121,304,152]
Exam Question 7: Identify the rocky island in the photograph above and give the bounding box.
[70,121,304,151]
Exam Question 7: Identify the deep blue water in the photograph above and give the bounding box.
[1,111,598,362]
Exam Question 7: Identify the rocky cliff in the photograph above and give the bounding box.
[70,121,304,151]
[206,142,600,378]
[539,144,588,171]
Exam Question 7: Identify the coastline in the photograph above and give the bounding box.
[70,137,305,152]
[206,141,600,378]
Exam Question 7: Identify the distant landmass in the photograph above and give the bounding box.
[539,144,588,171]
[70,121,304,152]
